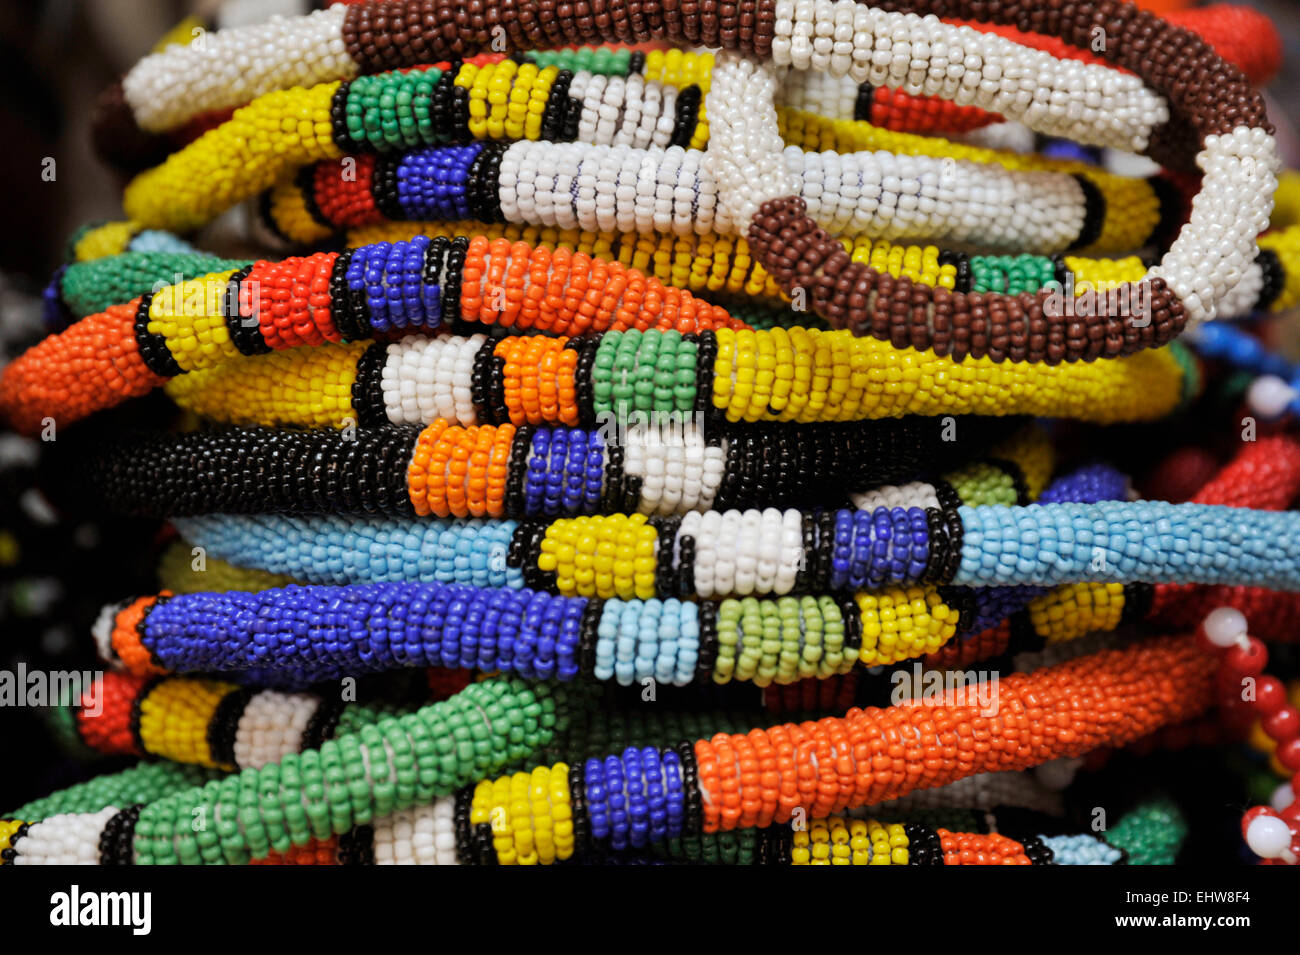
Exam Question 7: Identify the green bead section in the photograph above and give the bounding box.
[713,595,851,686]
[525,47,631,76]
[1166,340,1203,411]
[129,678,565,865]
[969,254,1056,295]
[1106,797,1188,865]
[591,329,698,420]
[346,67,445,152]
[60,252,249,320]
[946,460,1021,507]
[8,762,224,822]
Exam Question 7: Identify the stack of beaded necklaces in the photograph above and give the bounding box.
[5,0,1300,870]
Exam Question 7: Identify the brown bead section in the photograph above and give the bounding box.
[341,0,772,67]
[747,195,1185,364]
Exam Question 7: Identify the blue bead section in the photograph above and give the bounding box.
[173,514,524,590]
[346,236,444,333]
[1036,462,1129,505]
[584,747,684,850]
[140,582,586,687]
[1041,833,1121,865]
[954,500,1300,589]
[127,229,201,255]
[43,264,71,330]
[1188,320,1294,380]
[593,597,699,686]
[395,144,482,221]
[829,505,930,590]
[137,582,704,689]
[524,427,608,516]
[957,463,1127,635]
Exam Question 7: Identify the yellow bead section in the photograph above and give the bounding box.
[73,221,141,262]
[153,17,204,53]
[855,586,960,666]
[164,341,368,428]
[642,49,715,91]
[866,819,910,865]
[1027,582,1126,645]
[137,678,241,769]
[147,269,240,371]
[1259,172,1300,312]
[792,816,904,865]
[0,818,25,863]
[267,180,335,246]
[471,763,574,865]
[710,328,1184,425]
[1260,227,1300,312]
[1063,255,1148,294]
[157,539,300,594]
[988,426,1055,501]
[123,82,342,232]
[537,514,658,599]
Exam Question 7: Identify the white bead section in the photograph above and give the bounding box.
[1217,259,1265,321]
[1150,127,1280,326]
[619,421,726,515]
[501,139,1089,251]
[680,507,804,597]
[11,807,120,865]
[215,0,310,31]
[372,798,459,865]
[851,481,941,511]
[122,6,357,133]
[958,120,1037,155]
[705,52,796,232]
[795,145,1084,249]
[92,599,131,668]
[779,69,860,120]
[233,689,321,769]
[382,334,486,427]
[770,1,1168,152]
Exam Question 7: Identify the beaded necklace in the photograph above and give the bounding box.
[95,4,1276,143]
[0,258,1196,435]
[0,631,1221,865]
[87,0,1287,352]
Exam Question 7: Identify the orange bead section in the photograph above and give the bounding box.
[938,830,1033,865]
[407,419,516,518]
[694,634,1216,832]
[459,236,742,335]
[250,838,339,865]
[0,300,168,436]
[495,336,580,426]
[111,595,170,677]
